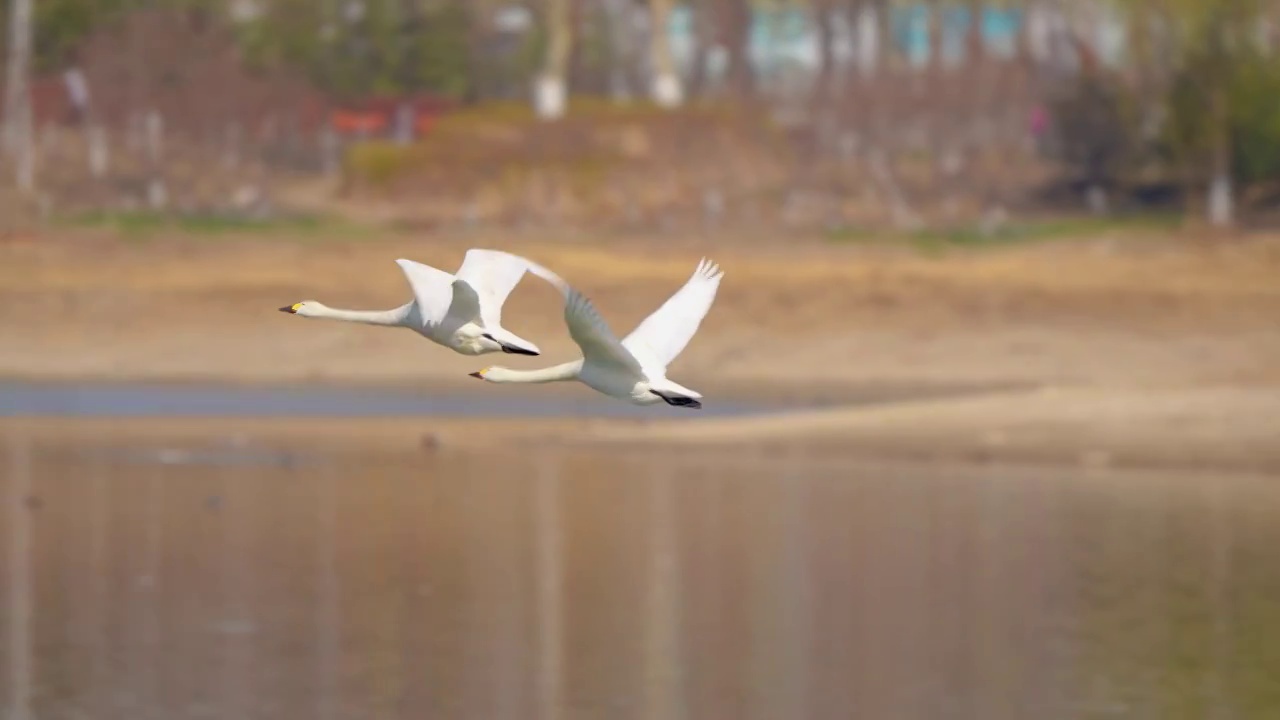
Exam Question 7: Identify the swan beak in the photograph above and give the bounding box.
[278,304,298,314]
[468,371,484,379]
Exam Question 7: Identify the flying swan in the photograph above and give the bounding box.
[468,258,723,409]
[279,248,541,356]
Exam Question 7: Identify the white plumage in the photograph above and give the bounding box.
[470,257,724,409]
[279,248,541,357]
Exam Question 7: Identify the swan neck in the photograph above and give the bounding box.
[315,304,408,327]
[490,361,579,384]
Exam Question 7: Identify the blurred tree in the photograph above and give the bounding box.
[965,0,984,65]
[1225,52,1280,190]
[235,0,471,102]
[2,0,33,191]
[23,0,127,73]
[1048,72,1133,200]
[0,0,122,75]
[809,0,836,109]
[649,0,683,107]
[597,0,641,102]
[535,0,572,118]
[685,0,716,99]
[399,1,470,98]
[717,0,755,99]
[926,0,943,77]
[870,0,894,75]
[1113,0,1270,227]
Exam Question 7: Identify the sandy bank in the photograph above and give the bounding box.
[1,229,1279,395]
[4,382,1277,474]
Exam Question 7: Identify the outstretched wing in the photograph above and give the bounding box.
[563,286,645,375]
[621,258,724,373]
[448,279,484,326]
[394,258,456,329]
[453,248,531,329]
[525,258,644,375]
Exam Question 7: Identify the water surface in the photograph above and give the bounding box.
[1,434,1277,719]
[0,381,767,418]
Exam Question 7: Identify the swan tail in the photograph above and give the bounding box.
[651,390,703,409]
[500,344,540,356]
[650,379,703,409]
[482,332,541,356]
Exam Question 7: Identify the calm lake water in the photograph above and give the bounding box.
[1,431,1278,720]
[0,380,1018,419]
[0,381,769,419]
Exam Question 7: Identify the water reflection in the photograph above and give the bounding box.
[533,454,564,720]
[2,433,1279,719]
[5,435,32,720]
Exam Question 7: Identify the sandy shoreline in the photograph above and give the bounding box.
[4,380,1277,474]
[3,229,1280,391]
[3,228,1279,474]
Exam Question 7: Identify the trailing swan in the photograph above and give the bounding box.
[469,258,723,409]
[279,248,541,356]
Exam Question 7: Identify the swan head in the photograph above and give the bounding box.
[468,366,525,383]
[469,366,498,382]
[278,301,326,317]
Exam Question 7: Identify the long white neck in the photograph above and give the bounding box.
[311,303,410,327]
[485,361,581,384]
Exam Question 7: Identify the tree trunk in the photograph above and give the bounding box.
[964,0,989,150]
[464,0,495,102]
[928,0,945,76]
[1207,79,1233,228]
[966,0,985,66]
[812,0,837,109]
[872,0,894,75]
[4,0,34,192]
[718,0,755,100]
[536,0,574,120]
[601,0,638,102]
[1021,0,1050,66]
[1203,6,1235,230]
[145,111,167,210]
[850,0,876,79]
[926,0,945,111]
[926,0,947,187]
[649,0,684,107]
[686,0,713,99]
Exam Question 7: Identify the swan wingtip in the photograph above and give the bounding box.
[698,258,722,281]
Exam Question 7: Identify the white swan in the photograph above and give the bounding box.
[468,258,723,409]
[279,248,541,356]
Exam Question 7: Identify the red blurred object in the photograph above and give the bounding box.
[331,110,388,134]
[330,95,456,139]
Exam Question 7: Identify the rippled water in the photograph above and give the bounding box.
[1,432,1278,719]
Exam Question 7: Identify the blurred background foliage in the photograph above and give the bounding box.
[1,0,1280,231]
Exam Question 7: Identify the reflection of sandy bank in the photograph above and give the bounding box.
[5,384,1277,474]
[592,385,1280,474]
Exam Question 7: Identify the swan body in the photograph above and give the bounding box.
[279,249,541,356]
[470,258,723,409]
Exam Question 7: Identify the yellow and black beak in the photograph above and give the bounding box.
[468,370,485,379]
[278,303,300,314]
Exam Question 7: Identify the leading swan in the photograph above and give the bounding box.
[469,258,723,409]
[279,248,541,356]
